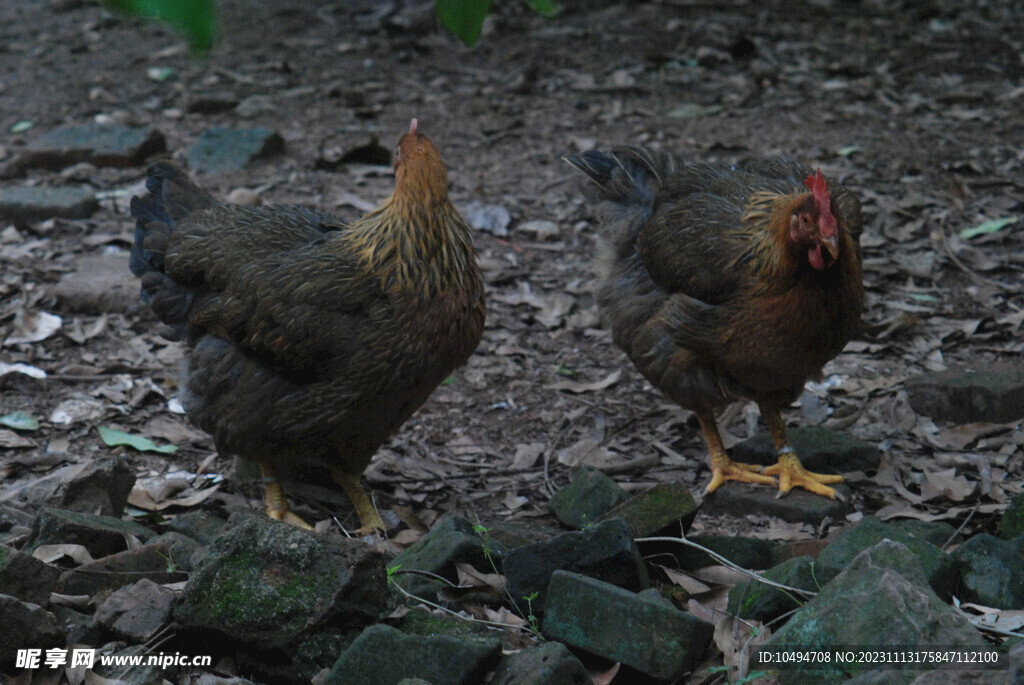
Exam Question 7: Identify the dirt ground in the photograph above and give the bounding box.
[2,0,1023,560]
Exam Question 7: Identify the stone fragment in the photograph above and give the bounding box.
[817,517,957,599]
[543,570,713,681]
[0,594,65,662]
[325,624,501,685]
[489,641,591,685]
[174,517,386,650]
[674,534,777,571]
[164,509,229,545]
[146,531,200,572]
[598,482,699,537]
[57,539,187,595]
[997,491,1024,540]
[0,185,97,224]
[731,426,881,473]
[548,467,630,529]
[905,367,1024,423]
[50,253,141,314]
[0,456,135,517]
[503,518,648,614]
[24,123,165,168]
[390,516,494,600]
[952,534,1024,609]
[24,507,155,557]
[186,127,284,174]
[464,201,511,237]
[702,481,851,524]
[728,555,842,623]
[186,92,241,114]
[0,543,61,605]
[51,605,104,645]
[761,541,990,684]
[94,578,176,642]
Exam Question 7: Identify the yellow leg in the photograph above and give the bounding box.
[331,468,385,535]
[260,462,313,530]
[757,406,844,498]
[698,409,777,494]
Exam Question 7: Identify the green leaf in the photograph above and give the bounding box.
[836,145,863,157]
[526,0,562,18]
[98,426,178,454]
[959,216,1018,241]
[103,0,217,52]
[10,120,33,134]
[441,374,456,386]
[435,0,491,48]
[0,412,39,431]
[556,364,575,377]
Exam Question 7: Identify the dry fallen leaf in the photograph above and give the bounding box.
[546,369,621,393]
[4,309,62,345]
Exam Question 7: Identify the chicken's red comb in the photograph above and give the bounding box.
[409,118,418,135]
[804,168,837,236]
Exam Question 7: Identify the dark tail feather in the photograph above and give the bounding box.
[562,146,674,208]
[129,162,216,340]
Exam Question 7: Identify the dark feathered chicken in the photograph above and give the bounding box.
[565,148,863,498]
[130,120,485,531]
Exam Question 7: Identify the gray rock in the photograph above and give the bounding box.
[24,123,165,168]
[817,517,957,599]
[164,509,229,545]
[390,516,494,600]
[24,507,155,557]
[325,624,501,685]
[0,594,65,662]
[905,367,1024,423]
[186,127,284,174]
[503,518,649,614]
[0,185,98,225]
[702,480,852,524]
[51,253,141,314]
[728,555,842,623]
[146,531,200,572]
[997,491,1024,540]
[490,641,591,685]
[57,539,187,595]
[543,570,713,681]
[598,482,699,537]
[0,543,61,605]
[760,540,989,685]
[674,533,777,571]
[174,517,386,650]
[51,605,104,645]
[0,456,135,517]
[952,535,1024,609]
[94,578,176,642]
[731,426,881,473]
[548,467,630,529]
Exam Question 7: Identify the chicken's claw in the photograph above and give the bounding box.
[332,468,386,537]
[261,465,314,530]
[705,453,778,494]
[760,452,844,499]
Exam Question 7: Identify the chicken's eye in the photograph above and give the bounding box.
[799,213,813,229]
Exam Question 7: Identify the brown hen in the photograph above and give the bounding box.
[130,120,485,532]
[565,148,863,498]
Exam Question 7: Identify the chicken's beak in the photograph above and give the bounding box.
[820,233,839,261]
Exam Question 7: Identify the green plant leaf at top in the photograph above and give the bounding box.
[527,0,563,18]
[98,426,178,454]
[1,412,39,431]
[436,0,492,48]
[959,216,1018,241]
[103,0,217,52]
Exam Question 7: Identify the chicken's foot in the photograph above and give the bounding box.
[331,468,385,536]
[698,410,777,493]
[260,462,314,530]
[758,406,844,499]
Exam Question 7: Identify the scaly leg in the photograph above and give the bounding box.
[330,467,385,536]
[757,406,843,498]
[260,462,313,530]
[698,409,777,494]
